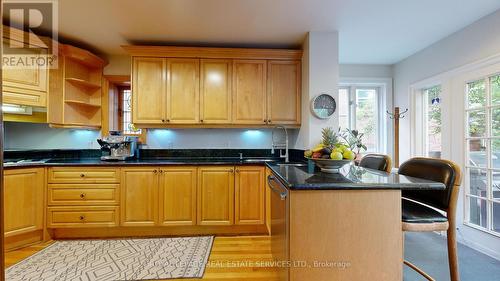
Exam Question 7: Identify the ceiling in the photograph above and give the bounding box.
[23,0,500,64]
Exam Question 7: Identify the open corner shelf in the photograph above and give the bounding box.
[65,99,101,109]
[65,77,101,89]
[49,123,101,130]
[48,43,107,129]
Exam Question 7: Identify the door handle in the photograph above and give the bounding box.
[267,175,288,200]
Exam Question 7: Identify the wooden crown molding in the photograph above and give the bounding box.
[122,45,302,60]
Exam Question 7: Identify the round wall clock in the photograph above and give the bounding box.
[311,93,336,119]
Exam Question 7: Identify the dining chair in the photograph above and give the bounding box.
[398,157,462,281]
[358,154,392,172]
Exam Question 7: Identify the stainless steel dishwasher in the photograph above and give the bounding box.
[267,174,289,281]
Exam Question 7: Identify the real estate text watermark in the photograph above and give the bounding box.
[2,0,59,69]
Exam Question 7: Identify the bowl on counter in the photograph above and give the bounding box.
[305,157,353,173]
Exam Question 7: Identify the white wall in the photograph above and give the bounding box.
[340,64,392,78]
[104,55,131,75]
[295,31,339,149]
[4,122,294,150]
[393,9,500,260]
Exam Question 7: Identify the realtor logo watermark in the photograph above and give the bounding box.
[2,0,58,69]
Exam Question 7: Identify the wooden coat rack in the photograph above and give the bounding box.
[386,107,408,168]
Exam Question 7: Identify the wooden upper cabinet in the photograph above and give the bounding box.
[200,59,232,123]
[166,59,200,123]
[232,60,267,124]
[159,167,197,226]
[197,166,235,226]
[4,168,44,237]
[120,168,159,226]
[267,60,301,125]
[235,166,265,225]
[125,46,302,127]
[2,39,48,107]
[132,57,167,124]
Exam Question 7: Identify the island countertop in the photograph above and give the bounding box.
[267,162,446,191]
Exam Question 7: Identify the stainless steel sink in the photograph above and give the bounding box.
[276,163,307,167]
[243,159,278,163]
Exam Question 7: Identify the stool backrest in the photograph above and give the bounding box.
[359,154,392,173]
[399,157,462,212]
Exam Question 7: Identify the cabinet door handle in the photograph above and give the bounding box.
[79,215,85,221]
[80,173,85,178]
[80,193,86,199]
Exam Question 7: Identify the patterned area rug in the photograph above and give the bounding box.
[6,236,214,281]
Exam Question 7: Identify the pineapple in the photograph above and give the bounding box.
[321,127,337,148]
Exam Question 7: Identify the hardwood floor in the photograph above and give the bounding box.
[5,235,279,281]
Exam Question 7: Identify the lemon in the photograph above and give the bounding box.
[330,152,343,160]
[343,150,356,160]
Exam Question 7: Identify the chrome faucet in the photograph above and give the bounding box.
[272,126,289,163]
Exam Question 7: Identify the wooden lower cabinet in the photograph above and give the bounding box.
[47,206,119,228]
[197,166,235,226]
[4,168,45,250]
[120,168,158,226]
[159,167,197,226]
[235,166,265,225]
[4,168,45,237]
[43,165,267,237]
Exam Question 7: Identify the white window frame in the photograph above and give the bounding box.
[409,53,500,259]
[339,78,392,154]
[462,69,500,237]
[411,85,443,158]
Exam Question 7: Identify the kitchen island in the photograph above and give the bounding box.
[266,162,445,281]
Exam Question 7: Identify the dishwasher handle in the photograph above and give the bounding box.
[267,175,288,200]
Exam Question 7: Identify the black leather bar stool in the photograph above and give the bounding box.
[359,154,392,173]
[398,157,462,281]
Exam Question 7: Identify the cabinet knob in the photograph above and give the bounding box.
[200,119,204,123]
[80,173,85,178]
[79,215,85,221]
[268,119,272,123]
[235,168,240,173]
[153,170,158,174]
[159,170,163,173]
[80,193,86,199]
[166,119,170,122]
[161,119,165,123]
[264,119,267,123]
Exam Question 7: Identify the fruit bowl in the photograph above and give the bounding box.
[306,158,353,173]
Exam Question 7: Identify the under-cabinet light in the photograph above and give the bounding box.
[2,104,33,115]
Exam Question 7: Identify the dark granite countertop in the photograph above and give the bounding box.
[3,149,445,191]
[3,157,282,168]
[267,162,445,191]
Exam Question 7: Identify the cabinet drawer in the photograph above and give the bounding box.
[47,206,119,228]
[48,167,120,183]
[48,184,119,205]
